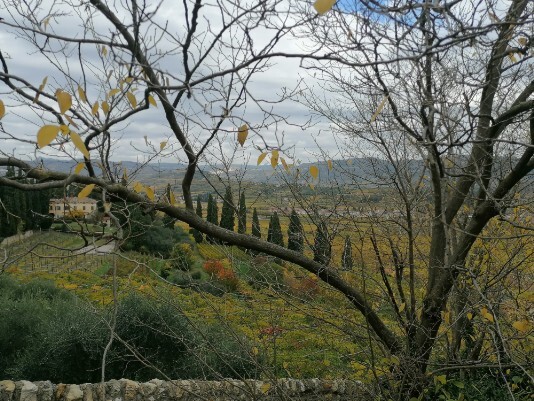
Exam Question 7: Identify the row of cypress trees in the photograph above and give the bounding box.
[0,166,55,238]
[190,187,353,270]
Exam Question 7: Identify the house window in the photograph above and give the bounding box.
[91,206,95,210]
[83,206,86,211]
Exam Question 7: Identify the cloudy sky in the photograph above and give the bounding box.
[0,0,345,167]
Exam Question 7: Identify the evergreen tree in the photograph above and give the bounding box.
[206,194,218,243]
[267,212,284,247]
[206,194,218,225]
[342,236,353,271]
[219,186,235,232]
[313,221,331,266]
[191,197,204,243]
[287,209,304,253]
[252,208,261,239]
[237,191,247,235]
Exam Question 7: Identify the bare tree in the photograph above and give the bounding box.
[0,0,532,398]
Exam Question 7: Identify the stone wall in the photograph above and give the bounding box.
[0,379,371,401]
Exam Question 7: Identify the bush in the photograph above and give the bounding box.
[0,277,258,382]
[168,243,196,271]
[203,259,239,292]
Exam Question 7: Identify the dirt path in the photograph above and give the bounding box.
[76,241,116,255]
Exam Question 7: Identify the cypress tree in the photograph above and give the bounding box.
[313,221,331,266]
[237,191,247,235]
[342,236,353,270]
[191,197,204,243]
[287,209,304,253]
[206,194,218,243]
[252,208,261,239]
[219,186,235,231]
[267,212,284,247]
[206,194,218,224]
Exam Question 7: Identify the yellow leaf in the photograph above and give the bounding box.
[101,101,110,115]
[480,307,494,323]
[34,76,48,103]
[323,359,331,366]
[160,141,167,151]
[145,186,155,201]
[399,302,406,313]
[148,95,157,107]
[435,375,447,385]
[91,101,99,116]
[512,320,530,333]
[37,125,61,148]
[108,88,120,98]
[126,91,137,108]
[518,37,527,46]
[281,157,289,172]
[69,132,90,159]
[257,152,267,165]
[42,17,51,30]
[0,100,5,119]
[74,162,85,174]
[169,191,176,205]
[59,124,70,135]
[271,150,279,168]
[78,184,95,199]
[442,310,451,325]
[237,124,248,147]
[122,168,128,182]
[56,90,72,114]
[508,53,517,63]
[260,383,271,394]
[252,347,259,356]
[313,0,336,15]
[124,76,134,84]
[133,182,143,193]
[101,45,108,57]
[77,85,87,103]
[371,95,388,123]
[64,115,79,129]
[467,312,473,321]
[309,165,319,179]
[327,160,333,171]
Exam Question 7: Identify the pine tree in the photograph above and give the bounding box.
[237,191,247,235]
[313,221,331,266]
[219,186,235,231]
[342,236,353,270]
[252,208,261,239]
[287,209,304,253]
[191,197,204,243]
[267,212,284,247]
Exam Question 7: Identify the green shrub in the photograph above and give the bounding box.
[0,277,259,382]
